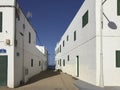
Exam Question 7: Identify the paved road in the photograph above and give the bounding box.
[0,70,78,90]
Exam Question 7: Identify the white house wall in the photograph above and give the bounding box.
[55,0,97,85]
[14,6,48,87]
[0,0,48,88]
[96,0,120,86]
[0,5,15,87]
[0,0,15,6]
[55,0,120,87]
[36,46,48,71]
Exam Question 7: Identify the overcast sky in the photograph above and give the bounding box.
[18,0,84,65]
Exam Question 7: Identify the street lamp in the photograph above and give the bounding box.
[99,0,117,87]
[102,0,117,30]
[103,12,117,29]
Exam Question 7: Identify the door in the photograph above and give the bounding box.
[0,56,7,86]
[76,56,79,77]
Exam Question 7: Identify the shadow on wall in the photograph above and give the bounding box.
[26,70,60,85]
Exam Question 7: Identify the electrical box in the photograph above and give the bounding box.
[6,39,10,45]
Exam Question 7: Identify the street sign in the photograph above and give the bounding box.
[0,49,6,53]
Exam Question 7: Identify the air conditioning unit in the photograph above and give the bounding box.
[6,39,10,45]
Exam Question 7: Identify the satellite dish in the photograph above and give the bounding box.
[108,21,117,29]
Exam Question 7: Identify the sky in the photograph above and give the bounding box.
[18,0,84,65]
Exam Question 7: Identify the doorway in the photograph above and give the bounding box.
[76,56,79,77]
[0,56,8,86]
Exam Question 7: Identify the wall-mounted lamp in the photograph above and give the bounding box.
[99,0,117,87]
[102,0,117,29]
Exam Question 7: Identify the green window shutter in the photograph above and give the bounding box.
[63,59,65,66]
[116,51,120,67]
[74,31,76,41]
[60,45,61,52]
[31,59,33,67]
[117,0,120,15]
[29,32,31,44]
[0,12,2,32]
[82,10,88,28]
[60,59,61,66]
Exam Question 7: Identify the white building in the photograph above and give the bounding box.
[0,0,48,88]
[36,46,48,71]
[55,0,120,87]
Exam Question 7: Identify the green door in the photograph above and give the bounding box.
[0,56,7,86]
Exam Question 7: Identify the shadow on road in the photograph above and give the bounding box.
[26,70,60,85]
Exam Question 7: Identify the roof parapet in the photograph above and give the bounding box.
[0,0,16,6]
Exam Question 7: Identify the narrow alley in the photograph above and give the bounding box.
[0,70,78,90]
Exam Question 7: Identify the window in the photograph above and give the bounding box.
[82,10,88,28]
[60,59,61,66]
[16,9,20,21]
[60,45,61,52]
[63,40,65,47]
[16,52,20,56]
[67,35,69,41]
[15,39,18,47]
[67,55,70,61]
[63,59,65,66]
[116,51,120,67]
[74,31,76,41]
[39,61,41,66]
[117,0,120,15]
[29,32,31,44]
[31,59,33,67]
[0,12,2,32]
[58,60,59,65]
[23,24,25,29]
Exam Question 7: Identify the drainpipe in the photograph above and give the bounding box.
[99,0,104,87]
[23,17,25,83]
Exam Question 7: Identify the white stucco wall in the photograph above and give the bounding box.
[96,0,120,86]
[0,2,15,87]
[55,0,120,86]
[0,0,48,88]
[55,0,97,85]
[0,0,15,6]
[14,6,48,87]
